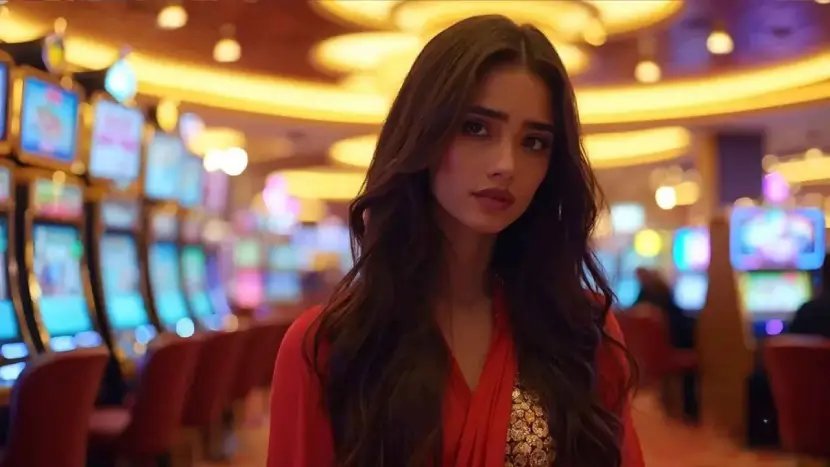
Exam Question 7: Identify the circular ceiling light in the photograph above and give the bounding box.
[157,5,188,30]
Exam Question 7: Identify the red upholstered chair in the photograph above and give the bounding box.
[256,320,289,389]
[180,330,245,460]
[0,348,108,467]
[87,334,202,464]
[763,335,830,460]
[231,320,285,403]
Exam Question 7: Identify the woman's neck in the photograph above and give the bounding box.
[436,211,496,309]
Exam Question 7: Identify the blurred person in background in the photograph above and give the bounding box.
[788,253,830,338]
[634,267,695,349]
[268,15,642,467]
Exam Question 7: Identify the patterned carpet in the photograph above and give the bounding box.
[212,391,801,467]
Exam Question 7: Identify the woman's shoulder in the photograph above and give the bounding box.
[278,305,326,361]
[596,312,632,410]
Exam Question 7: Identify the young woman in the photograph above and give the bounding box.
[268,15,643,467]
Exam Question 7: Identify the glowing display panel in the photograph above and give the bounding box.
[673,227,710,273]
[673,273,708,311]
[730,207,825,271]
[89,100,143,182]
[31,179,83,220]
[182,246,212,319]
[0,167,11,204]
[0,219,17,342]
[20,77,80,164]
[32,224,94,338]
[0,63,7,142]
[100,234,147,330]
[738,271,811,317]
[149,242,190,330]
[144,132,184,201]
[178,155,204,209]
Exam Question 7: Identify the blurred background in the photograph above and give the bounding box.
[0,1,829,466]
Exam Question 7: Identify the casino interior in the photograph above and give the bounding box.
[0,1,830,466]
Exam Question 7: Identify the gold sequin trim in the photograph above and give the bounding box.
[505,384,556,467]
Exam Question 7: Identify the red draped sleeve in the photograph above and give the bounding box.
[596,312,645,467]
[266,306,335,467]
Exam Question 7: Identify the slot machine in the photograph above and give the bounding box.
[9,66,105,354]
[179,152,223,330]
[0,51,34,394]
[672,226,710,314]
[231,211,265,311]
[142,129,195,337]
[77,60,159,372]
[201,168,232,320]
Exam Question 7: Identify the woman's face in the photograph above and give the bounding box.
[432,65,554,235]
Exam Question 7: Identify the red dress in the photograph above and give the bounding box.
[267,297,644,467]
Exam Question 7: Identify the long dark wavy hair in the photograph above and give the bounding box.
[307,15,635,467]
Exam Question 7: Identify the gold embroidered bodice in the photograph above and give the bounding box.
[505,384,556,467]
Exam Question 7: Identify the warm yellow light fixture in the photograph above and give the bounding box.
[8,13,830,126]
[213,37,241,63]
[654,186,677,210]
[313,0,684,39]
[706,30,734,55]
[189,127,246,156]
[634,60,661,83]
[633,229,664,257]
[155,99,179,133]
[330,127,691,170]
[816,0,830,5]
[157,5,187,30]
[275,169,366,201]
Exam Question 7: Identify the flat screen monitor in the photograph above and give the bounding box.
[730,207,825,271]
[144,132,185,201]
[100,234,148,330]
[20,77,80,163]
[266,272,301,302]
[0,219,18,343]
[149,242,190,329]
[614,277,640,309]
[32,224,94,337]
[673,273,708,311]
[182,245,212,318]
[178,155,204,209]
[673,227,710,273]
[738,271,812,317]
[0,63,7,142]
[88,100,143,182]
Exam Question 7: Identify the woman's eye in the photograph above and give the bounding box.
[461,120,489,137]
[523,136,550,152]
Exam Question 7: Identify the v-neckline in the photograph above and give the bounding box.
[445,301,507,400]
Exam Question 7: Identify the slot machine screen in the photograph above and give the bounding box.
[145,132,185,201]
[100,234,147,330]
[204,170,229,215]
[32,224,94,337]
[88,100,143,182]
[730,207,825,271]
[234,239,261,268]
[20,77,80,163]
[266,272,301,302]
[269,245,297,271]
[178,155,204,209]
[182,246,212,318]
[0,219,18,342]
[738,271,812,317]
[673,227,710,272]
[673,273,708,311]
[0,63,7,141]
[149,242,190,327]
[614,277,640,308]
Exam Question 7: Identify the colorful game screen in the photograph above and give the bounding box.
[182,246,212,318]
[0,219,18,342]
[204,170,229,215]
[100,234,148,330]
[89,100,143,182]
[234,269,264,308]
[20,77,80,163]
[206,253,231,317]
[269,245,297,271]
[0,63,8,142]
[730,207,825,271]
[614,277,640,309]
[673,273,708,311]
[0,167,11,204]
[178,155,204,209]
[149,242,190,328]
[234,239,261,268]
[32,179,83,220]
[32,224,94,337]
[144,132,185,201]
[738,271,811,316]
[101,200,139,230]
[673,227,710,273]
[266,272,301,302]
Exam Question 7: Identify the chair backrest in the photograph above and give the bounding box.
[616,305,672,385]
[3,348,108,467]
[231,321,283,400]
[182,330,245,426]
[119,334,201,456]
[763,335,830,458]
[257,320,290,388]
